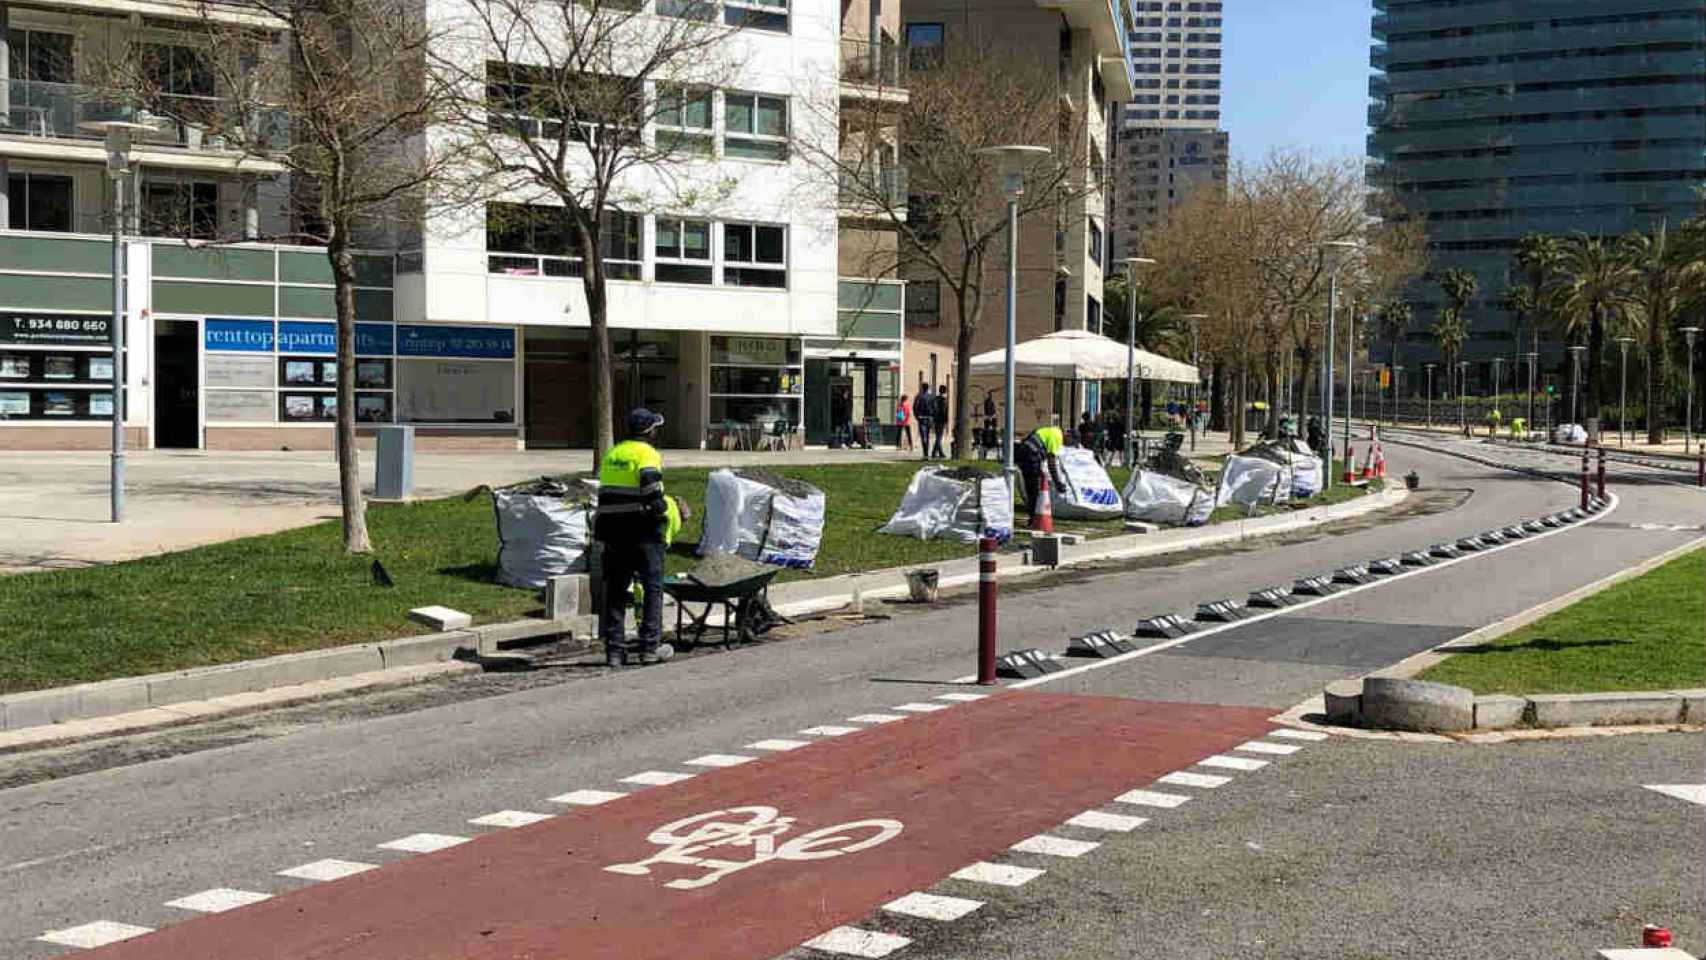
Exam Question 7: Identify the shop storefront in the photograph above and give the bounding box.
[0,311,122,433]
[803,279,904,447]
[708,334,802,448]
[522,328,689,449]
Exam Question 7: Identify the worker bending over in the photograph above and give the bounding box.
[1015,419,1066,517]
[595,407,682,667]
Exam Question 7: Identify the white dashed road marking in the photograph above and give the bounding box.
[1115,789,1192,808]
[684,753,755,768]
[951,861,1046,887]
[1158,771,1231,789]
[468,810,554,828]
[1198,754,1268,772]
[802,925,912,958]
[1010,834,1100,858]
[620,771,697,786]
[847,714,905,724]
[165,888,272,913]
[800,725,860,736]
[549,789,627,806]
[747,738,811,751]
[36,921,153,949]
[378,833,469,854]
[936,692,988,702]
[278,859,378,882]
[1645,784,1706,805]
[1236,740,1301,756]
[1067,810,1148,832]
[1270,728,1330,742]
[882,891,985,922]
[892,702,950,713]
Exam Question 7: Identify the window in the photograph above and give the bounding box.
[600,210,643,280]
[1087,295,1102,334]
[6,173,72,232]
[484,202,639,280]
[657,0,717,20]
[724,92,787,161]
[1088,218,1103,267]
[724,0,788,32]
[905,279,941,329]
[142,179,219,240]
[655,84,713,155]
[7,30,72,84]
[655,217,712,284]
[139,43,214,97]
[486,63,641,145]
[723,223,786,288]
[906,22,944,70]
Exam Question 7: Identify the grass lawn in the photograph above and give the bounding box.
[1417,548,1705,695]
[0,455,1374,694]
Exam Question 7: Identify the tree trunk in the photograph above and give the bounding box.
[1230,363,1247,448]
[327,232,371,554]
[951,283,981,460]
[1139,379,1153,430]
[1296,334,1315,420]
[1262,352,1278,436]
[580,228,615,470]
[1646,302,1667,444]
[1209,361,1225,432]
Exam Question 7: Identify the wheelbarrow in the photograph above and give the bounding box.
[662,567,784,650]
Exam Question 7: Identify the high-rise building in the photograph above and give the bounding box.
[1113,0,1225,262]
[1368,1,1706,388]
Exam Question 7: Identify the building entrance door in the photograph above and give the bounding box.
[154,320,199,448]
[524,357,589,448]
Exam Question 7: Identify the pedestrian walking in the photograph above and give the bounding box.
[931,384,950,459]
[594,407,682,668]
[895,394,913,451]
[915,387,935,461]
[1016,419,1066,517]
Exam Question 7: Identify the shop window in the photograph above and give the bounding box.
[6,173,72,232]
[656,84,714,156]
[724,92,788,161]
[723,223,786,288]
[655,217,713,284]
[143,180,219,240]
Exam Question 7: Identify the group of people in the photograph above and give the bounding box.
[893,385,951,459]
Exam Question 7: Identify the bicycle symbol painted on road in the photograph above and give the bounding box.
[604,805,904,890]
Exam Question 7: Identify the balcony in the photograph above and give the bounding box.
[838,165,909,219]
[0,80,288,171]
[1370,43,1388,70]
[840,38,909,105]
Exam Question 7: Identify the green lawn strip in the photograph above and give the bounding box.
[1417,548,1705,695]
[0,457,1371,694]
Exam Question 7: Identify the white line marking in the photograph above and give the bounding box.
[847,714,905,723]
[37,921,153,949]
[378,833,469,854]
[1236,740,1301,756]
[1010,834,1100,858]
[1199,754,1269,772]
[1114,789,1192,808]
[800,725,860,736]
[1158,771,1231,789]
[278,859,378,882]
[1270,728,1330,742]
[1066,810,1148,832]
[1645,784,1706,806]
[949,674,978,684]
[549,789,627,806]
[882,891,985,921]
[1005,491,1623,692]
[747,738,811,751]
[951,861,1046,887]
[684,753,755,768]
[892,702,950,713]
[1597,948,1699,960]
[468,810,554,828]
[801,926,912,958]
[936,693,989,702]
[621,771,697,786]
[165,888,272,913]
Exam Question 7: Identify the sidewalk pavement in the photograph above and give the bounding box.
[0,432,1239,574]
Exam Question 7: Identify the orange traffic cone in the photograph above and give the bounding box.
[1374,442,1386,479]
[1031,471,1055,533]
[1360,440,1376,479]
[1341,442,1357,484]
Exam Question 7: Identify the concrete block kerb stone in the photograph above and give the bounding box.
[1361,677,1475,732]
[1472,694,1527,730]
[1528,691,1683,728]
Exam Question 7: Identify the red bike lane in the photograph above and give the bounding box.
[82,692,1276,960]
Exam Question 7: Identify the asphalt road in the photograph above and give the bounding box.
[1,441,1699,959]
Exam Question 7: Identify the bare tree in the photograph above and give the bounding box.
[439,0,745,467]
[802,39,1090,458]
[107,0,477,554]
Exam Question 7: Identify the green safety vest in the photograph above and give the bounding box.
[596,439,681,545]
[1024,426,1065,456]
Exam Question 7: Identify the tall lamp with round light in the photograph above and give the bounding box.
[976,144,1052,494]
[1683,326,1701,454]
[1319,240,1360,488]
[1122,257,1156,468]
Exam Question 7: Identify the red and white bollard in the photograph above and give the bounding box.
[1580,452,1591,511]
[1643,924,1673,948]
[1697,452,1704,488]
[1596,448,1606,500]
[977,535,998,686]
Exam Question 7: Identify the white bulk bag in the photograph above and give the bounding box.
[492,489,591,588]
[879,468,1014,543]
[1281,439,1324,498]
[698,469,826,569]
[1121,469,1213,526]
[1215,454,1293,509]
[1554,423,1587,444]
[1052,447,1124,520]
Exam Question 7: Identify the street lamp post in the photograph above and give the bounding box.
[1123,257,1157,468]
[1568,344,1586,428]
[1320,241,1359,488]
[1457,360,1468,436]
[977,145,1052,495]
[1683,326,1701,454]
[1184,313,1206,450]
[1424,363,1435,429]
[81,121,153,524]
[1615,337,1634,447]
[1522,351,1537,440]
[1342,308,1355,461]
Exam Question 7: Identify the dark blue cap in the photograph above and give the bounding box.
[628,407,665,435]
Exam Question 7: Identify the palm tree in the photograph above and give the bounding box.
[1102,275,1186,428]
[1548,233,1636,426]
[1513,233,1563,348]
[1434,268,1477,398]
[1625,219,1706,442]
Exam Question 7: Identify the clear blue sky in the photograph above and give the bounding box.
[1221,0,1372,165]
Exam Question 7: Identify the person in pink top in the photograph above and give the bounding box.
[895,394,914,451]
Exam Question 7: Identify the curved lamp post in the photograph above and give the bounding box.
[1122,257,1156,468]
[1615,336,1634,447]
